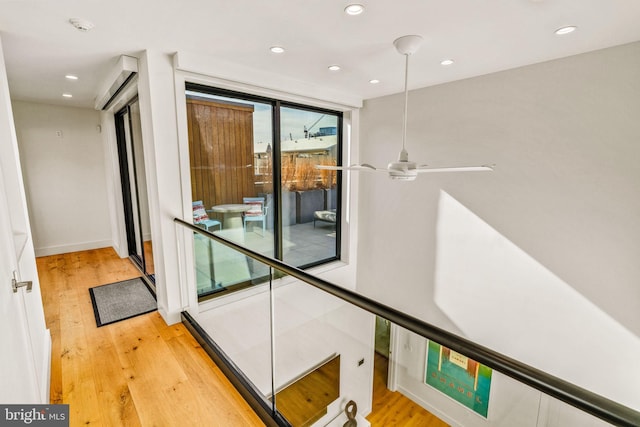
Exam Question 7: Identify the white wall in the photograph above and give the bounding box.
[357,41,640,422]
[12,101,112,256]
[134,50,185,324]
[132,49,363,326]
[392,330,612,427]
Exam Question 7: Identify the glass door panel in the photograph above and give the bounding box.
[279,106,339,267]
[130,100,154,276]
[115,97,155,283]
[185,91,274,298]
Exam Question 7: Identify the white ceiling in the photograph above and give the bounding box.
[1,0,640,109]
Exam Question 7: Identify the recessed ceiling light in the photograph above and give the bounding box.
[65,74,79,80]
[328,65,341,71]
[440,59,454,66]
[62,93,73,98]
[555,25,577,35]
[344,4,365,15]
[270,46,285,53]
[69,18,95,32]
[369,79,380,84]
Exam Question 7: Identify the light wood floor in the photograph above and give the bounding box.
[38,247,264,427]
[367,353,449,427]
[39,247,449,426]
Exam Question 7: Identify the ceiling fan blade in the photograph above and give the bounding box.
[415,165,494,173]
[358,163,380,171]
[315,165,344,171]
[315,163,379,171]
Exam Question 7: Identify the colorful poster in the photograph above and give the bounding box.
[425,341,492,418]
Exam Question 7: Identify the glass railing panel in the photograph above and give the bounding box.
[176,218,639,427]
[400,333,544,426]
[189,234,275,406]
[381,325,625,427]
[194,230,271,299]
[541,395,617,427]
[271,273,374,427]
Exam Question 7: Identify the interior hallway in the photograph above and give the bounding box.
[37,247,263,426]
[38,246,450,426]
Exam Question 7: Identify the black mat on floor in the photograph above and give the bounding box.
[89,278,157,327]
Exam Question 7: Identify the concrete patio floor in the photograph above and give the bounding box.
[194,221,337,297]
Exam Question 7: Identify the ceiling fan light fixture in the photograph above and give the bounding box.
[388,168,418,181]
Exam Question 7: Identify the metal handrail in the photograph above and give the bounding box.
[174,217,640,427]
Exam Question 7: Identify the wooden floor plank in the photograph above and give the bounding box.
[39,247,446,426]
[367,352,449,427]
[165,332,263,426]
[38,247,264,427]
[58,265,103,425]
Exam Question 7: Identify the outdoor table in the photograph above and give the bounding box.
[210,204,250,229]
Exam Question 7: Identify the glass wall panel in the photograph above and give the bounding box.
[181,221,635,426]
[280,107,339,267]
[190,238,275,404]
[271,273,372,426]
[129,100,154,277]
[185,85,342,301]
[115,98,155,282]
[193,236,271,297]
[186,90,275,298]
[122,108,143,259]
[378,325,622,427]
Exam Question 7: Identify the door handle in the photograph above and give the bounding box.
[12,271,32,293]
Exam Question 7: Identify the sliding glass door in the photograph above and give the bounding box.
[115,97,155,284]
[185,84,342,300]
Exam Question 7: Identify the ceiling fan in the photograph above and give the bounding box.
[317,35,493,181]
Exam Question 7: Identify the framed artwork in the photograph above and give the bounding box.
[425,340,492,418]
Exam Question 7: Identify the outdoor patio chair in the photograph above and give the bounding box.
[192,200,222,232]
[243,197,268,235]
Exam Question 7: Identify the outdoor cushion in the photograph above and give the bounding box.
[245,201,263,216]
[314,210,336,223]
[192,201,209,223]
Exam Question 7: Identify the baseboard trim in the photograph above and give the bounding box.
[396,384,460,427]
[158,307,182,326]
[41,329,52,404]
[34,240,113,257]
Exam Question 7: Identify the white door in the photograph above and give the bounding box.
[0,168,45,403]
[0,36,50,404]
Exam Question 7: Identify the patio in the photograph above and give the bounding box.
[194,220,337,298]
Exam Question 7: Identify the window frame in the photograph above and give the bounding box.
[185,82,343,272]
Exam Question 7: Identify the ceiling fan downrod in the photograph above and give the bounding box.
[393,35,423,162]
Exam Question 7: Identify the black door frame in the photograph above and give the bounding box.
[114,96,155,285]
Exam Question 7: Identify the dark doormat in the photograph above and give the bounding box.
[89,277,157,327]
